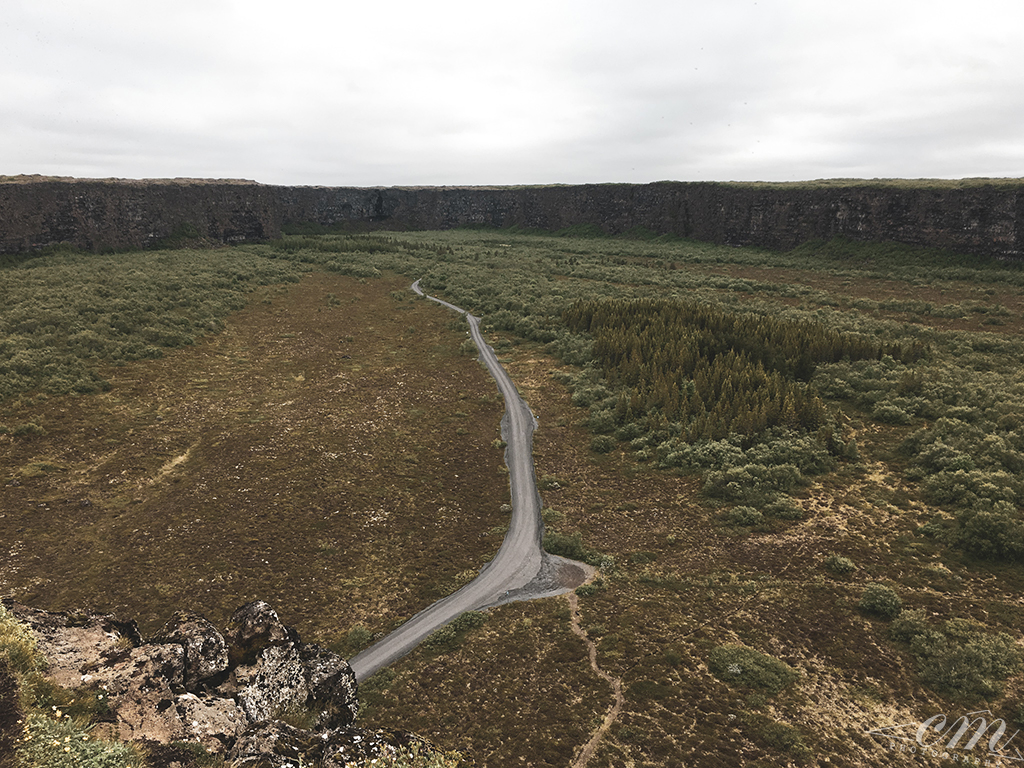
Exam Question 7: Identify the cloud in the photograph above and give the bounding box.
[2,0,1022,184]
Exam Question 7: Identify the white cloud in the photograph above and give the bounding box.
[2,0,1022,184]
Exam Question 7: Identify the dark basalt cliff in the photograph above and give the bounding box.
[0,177,279,254]
[2,176,1022,258]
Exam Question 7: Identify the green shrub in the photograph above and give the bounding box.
[708,644,799,695]
[11,422,46,437]
[424,613,487,655]
[888,608,929,643]
[952,501,1024,561]
[450,612,486,633]
[858,584,902,619]
[763,497,805,520]
[725,506,764,527]
[590,434,617,453]
[910,623,1020,699]
[575,582,601,597]
[542,530,604,566]
[872,402,913,424]
[703,463,804,505]
[345,624,374,652]
[424,625,458,652]
[823,553,856,576]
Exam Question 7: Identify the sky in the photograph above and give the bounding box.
[3,0,1023,187]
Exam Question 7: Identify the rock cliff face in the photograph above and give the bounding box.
[0,177,278,254]
[1,176,1021,259]
[5,599,432,767]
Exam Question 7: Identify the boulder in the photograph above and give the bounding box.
[175,692,246,752]
[155,611,229,689]
[224,601,294,667]
[300,643,359,728]
[5,602,142,689]
[234,644,308,725]
[5,599,383,764]
[101,643,188,743]
[233,640,358,729]
[229,721,436,768]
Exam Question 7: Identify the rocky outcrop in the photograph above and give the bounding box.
[1,175,1021,260]
[4,599,431,766]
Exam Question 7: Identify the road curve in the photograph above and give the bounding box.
[348,281,589,682]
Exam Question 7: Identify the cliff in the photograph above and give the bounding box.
[0,176,278,253]
[2,175,1022,259]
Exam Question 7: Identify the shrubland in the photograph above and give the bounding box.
[2,228,1024,766]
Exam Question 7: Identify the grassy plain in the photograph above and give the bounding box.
[2,231,1024,767]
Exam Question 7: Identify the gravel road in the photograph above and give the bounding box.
[348,282,589,681]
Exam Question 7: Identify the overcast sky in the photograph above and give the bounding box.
[3,0,1023,186]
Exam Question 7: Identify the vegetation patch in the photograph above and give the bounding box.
[707,644,799,695]
[5,229,1024,765]
[857,583,903,619]
[890,610,1020,700]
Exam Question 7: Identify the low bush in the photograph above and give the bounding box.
[543,530,605,567]
[951,500,1024,561]
[824,553,856,575]
[450,612,486,633]
[424,612,487,656]
[703,463,804,506]
[346,624,374,652]
[725,506,764,527]
[902,619,1021,700]
[858,584,902,619]
[424,625,458,652]
[763,497,805,520]
[708,644,799,695]
[888,608,929,643]
[575,582,602,598]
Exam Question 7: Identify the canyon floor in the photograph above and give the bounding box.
[3,237,1024,767]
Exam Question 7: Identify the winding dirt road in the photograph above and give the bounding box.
[348,282,589,682]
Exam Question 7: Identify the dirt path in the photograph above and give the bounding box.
[349,283,588,681]
[567,591,624,768]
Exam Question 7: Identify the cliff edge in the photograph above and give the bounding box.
[1,176,1021,259]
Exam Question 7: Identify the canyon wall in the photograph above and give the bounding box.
[2,176,1022,259]
[0,177,278,254]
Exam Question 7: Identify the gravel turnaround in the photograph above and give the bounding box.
[348,282,590,682]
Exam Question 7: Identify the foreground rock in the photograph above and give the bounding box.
[4,599,435,764]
